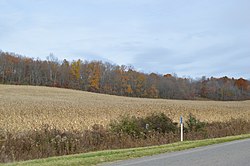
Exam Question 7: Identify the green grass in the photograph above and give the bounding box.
[2,134,250,166]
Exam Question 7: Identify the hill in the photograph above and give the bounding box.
[1,51,250,101]
[1,85,250,133]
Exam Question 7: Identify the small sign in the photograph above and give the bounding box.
[180,116,183,124]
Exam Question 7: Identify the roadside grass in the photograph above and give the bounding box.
[2,134,250,166]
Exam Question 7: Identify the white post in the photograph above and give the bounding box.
[180,116,183,142]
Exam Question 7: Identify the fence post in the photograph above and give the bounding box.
[180,116,183,142]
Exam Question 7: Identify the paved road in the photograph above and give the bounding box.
[102,138,250,166]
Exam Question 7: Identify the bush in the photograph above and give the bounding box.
[141,113,178,134]
[186,113,206,132]
[109,113,178,137]
[109,116,141,137]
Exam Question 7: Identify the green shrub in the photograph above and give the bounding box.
[141,113,178,133]
[109,113,178,137]
[186,113,206,132]
[109,116,141,137]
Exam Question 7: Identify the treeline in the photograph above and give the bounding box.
[0,51,250,100]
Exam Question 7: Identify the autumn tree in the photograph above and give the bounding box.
[87,62,101,92]
[235,78,248,92]
[70,59,81,89]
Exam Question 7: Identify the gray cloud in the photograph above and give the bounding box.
[0,0,249,78]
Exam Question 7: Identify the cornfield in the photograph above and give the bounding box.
[1,84,250,133]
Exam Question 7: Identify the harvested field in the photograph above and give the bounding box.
[1,84,250,133]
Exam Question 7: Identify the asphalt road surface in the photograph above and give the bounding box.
[102,138,250,166]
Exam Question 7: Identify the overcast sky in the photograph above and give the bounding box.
[0,0,249,78]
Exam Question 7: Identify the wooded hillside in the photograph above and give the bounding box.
[0,51,249,100]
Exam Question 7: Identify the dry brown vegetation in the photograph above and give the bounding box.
[1,85,250,163]
[1,84,250,133]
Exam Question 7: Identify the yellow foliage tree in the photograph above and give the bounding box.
[70,59,81,80]
[87,62,100,92]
